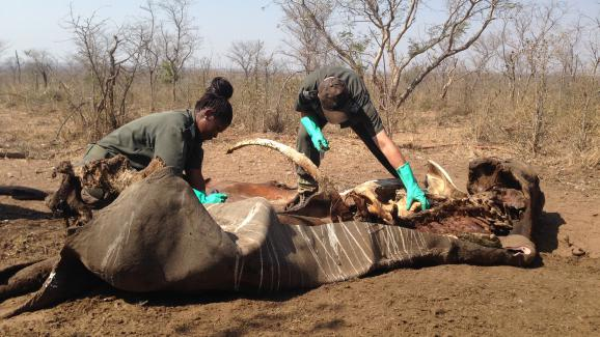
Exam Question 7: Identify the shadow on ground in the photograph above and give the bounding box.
[535,211,566,254]
[113,286,311,309]
[0,203,51,220]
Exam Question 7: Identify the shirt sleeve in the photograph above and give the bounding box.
[350,79,384,137]
[359,99,384,137]
[153,126,187,171]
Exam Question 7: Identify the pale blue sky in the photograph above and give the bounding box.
[0,0,283,64]
[0,0,598,66]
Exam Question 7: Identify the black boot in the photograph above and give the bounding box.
[284,190,317,211]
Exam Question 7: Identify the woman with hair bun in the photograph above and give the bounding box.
[81,77,235,205]
[206,76,233,100]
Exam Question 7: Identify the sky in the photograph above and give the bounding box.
[0,0,285,65]
[0,0,599,67]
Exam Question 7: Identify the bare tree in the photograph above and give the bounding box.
[554,18,584,86]
[24,49,55,89]
[198,56,212,89]
[278,1,335,73]
[118,23,148,116]
[14,50,22,85]
[587,24,600,77]
[156,0,199,104]
[64,6,146,138]
[459,33,499,115]
[499,2,566,153]
[572,11,600,152]
[281,0,508,115]
[227,40,265,80]
[436,57,460,101]
[140,0,162,112]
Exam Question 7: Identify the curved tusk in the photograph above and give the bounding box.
[227,138,330,190]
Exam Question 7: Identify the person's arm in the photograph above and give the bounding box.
[154,126,225,204]
[373,130,406,169]
[374,130,430,211]
[187,168,206,192]
[185,146,227,204]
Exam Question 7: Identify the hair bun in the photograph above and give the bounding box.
[207,77,233,99]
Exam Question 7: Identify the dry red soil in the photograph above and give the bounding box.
[1,109,599,336]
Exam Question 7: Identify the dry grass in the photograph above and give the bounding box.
[0,68,598,171]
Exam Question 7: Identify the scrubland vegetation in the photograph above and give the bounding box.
[0,0,598,167]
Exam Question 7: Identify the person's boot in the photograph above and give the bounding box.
[284,189,316,211]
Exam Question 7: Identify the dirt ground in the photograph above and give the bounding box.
[1,109,599,336]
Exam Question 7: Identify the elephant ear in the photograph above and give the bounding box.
[205,198,277,256]
[65,167,239,293]
[426,160,467,198]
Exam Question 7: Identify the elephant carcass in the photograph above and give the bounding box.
[1,164,536,318]
[344,159,541,237]
[226,139,542,250]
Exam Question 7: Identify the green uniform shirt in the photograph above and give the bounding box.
[93,110,203,171]
[295,66,384,137]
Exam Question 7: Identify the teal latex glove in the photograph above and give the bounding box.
[301,116,329,152]
[193,189,228,204]
[396,162,430,211]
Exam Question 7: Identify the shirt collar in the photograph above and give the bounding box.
[187,109,203,144]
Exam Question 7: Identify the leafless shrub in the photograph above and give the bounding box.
[62,5,148,140]
[156,0,199,104]
[24,49,55,90]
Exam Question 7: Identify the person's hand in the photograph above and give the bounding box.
[310,132,329,152]
[205,192,228,203]
[301,116,329,152]
[405,184,429,211]
[193,189,228,204]
[396,162,430,211]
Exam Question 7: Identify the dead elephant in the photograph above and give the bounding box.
[0,140,544,318]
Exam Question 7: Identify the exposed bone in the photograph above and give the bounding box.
[346,160,467,226]
[227,138,326,188]
[425,160,467,198]
[345,179,421,225]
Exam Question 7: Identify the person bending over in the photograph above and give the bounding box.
[289,66,430,211]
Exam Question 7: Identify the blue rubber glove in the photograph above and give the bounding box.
[301,116,329,152]
[193,189,228,204]
[396,162,430,211]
